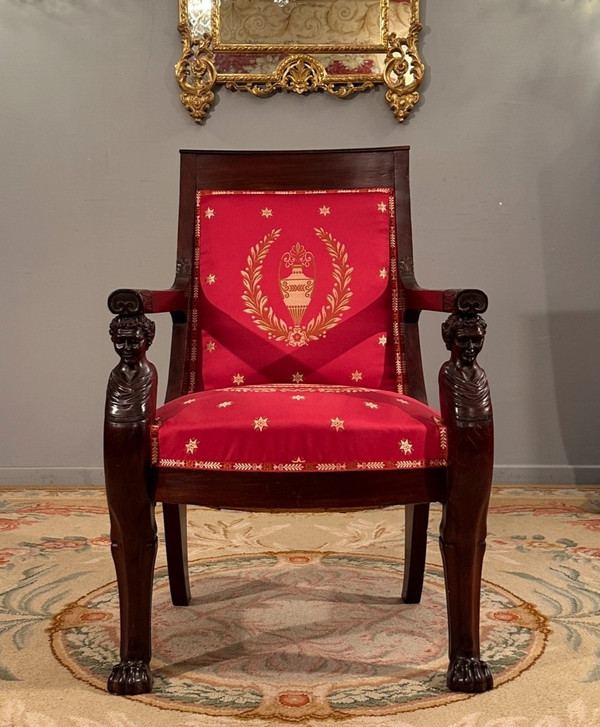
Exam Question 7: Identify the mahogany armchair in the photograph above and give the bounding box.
[104,147,494,697]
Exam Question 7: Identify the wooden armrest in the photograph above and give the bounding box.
[108,288,187,316]
[404,288,488,315]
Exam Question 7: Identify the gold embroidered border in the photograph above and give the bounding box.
[386,191,406,394]
[150,421,162,465]
[206,384,396,394]
[201,188,395,197]
[155,457,447,472]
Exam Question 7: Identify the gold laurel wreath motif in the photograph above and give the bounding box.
[241,227,353,347]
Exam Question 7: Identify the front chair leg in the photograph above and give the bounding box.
[104,299,159,695]
[440,477,493,692]
[105,421,158,695]
[438,298,494,692]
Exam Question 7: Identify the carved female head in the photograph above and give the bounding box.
[109,314,156,366]
[442,315,487,366]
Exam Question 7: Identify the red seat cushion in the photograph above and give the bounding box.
[152,385,447,473]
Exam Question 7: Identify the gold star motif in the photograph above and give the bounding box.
[365,402,379,409]
[399,439,414,455]
[291,395,306,401]
[330,417,345,431]
[351,370,363,382]
[206,273,216,285]
[378,334,387,346]
[261,207,273,218]
[217,401,233,408]
[232,373,245,385]
[183,399,196,405]
[379,268,388,279]
[377,202,387,213]
[185,438,199,454]
[205,207,215,219]
[254,416,269,431]
[206,341,217,353]
[319,205,331,216]
[292,372,304,383]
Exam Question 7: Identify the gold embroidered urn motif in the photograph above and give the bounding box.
[279,243,315,326]
[241,228,353,347]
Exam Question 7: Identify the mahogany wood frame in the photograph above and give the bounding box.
[104,148,494,697]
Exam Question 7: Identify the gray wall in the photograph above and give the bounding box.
[1,0,598,485]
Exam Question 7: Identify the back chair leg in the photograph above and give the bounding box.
[402,503,429,604]
[163,503,192,606]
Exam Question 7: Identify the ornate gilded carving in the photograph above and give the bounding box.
[280,55,324,94]
[383,23,424,122]
[223,56,376,98]
[177,0,423,123]
[106,313,157,424]
[439,311,492,427]
[175,23,217,124]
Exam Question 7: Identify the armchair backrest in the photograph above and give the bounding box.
[169,149,425,401]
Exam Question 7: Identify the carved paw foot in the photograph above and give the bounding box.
[107,660,153,695]
[447,656,493,693]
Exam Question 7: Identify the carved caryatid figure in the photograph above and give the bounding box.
[106,314,157,423]
[440,314,492,426]
[105,310,159,695]
[438,308,494,693]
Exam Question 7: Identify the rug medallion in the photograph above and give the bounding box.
[50,551,547,721]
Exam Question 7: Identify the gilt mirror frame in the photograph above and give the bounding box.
[176,0,424,123]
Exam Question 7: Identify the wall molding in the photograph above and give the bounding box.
[0,466,598,487]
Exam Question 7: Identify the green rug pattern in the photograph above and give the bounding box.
[1,486,599,726]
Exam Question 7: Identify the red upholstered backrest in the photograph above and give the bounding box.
[183,187,406,394]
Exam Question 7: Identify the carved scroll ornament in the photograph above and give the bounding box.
[176,0,424,124]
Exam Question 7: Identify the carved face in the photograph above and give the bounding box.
[112,327,147,366]
[451,325,484,366]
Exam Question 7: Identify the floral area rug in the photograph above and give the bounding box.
[1,486,599,727]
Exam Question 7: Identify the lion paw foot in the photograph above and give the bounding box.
[447,656,493,693]
[107,660,153,695]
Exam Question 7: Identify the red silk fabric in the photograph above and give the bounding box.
[154,188,448,475]
[153,385,447,473]
[184,189,405,394]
